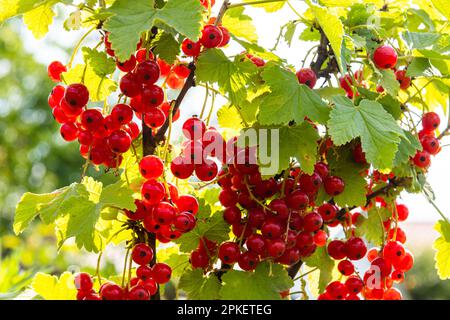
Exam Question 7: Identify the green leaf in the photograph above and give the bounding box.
[104,0,156,61]
[407,57,434,77]
[104,0,202,61]
[431,0,450,20]
[217,104,244,130]
[258,63,330,125]
[303,246,335,293]
[23,1,55,38]
[379,69,400,97]
[179,269,221,299]
[222,7,257,42]
[433,220,450,279]
[100,179,137,211]
[220,262,293,300]
[58,195,100,252]
[284,22,297,47]
[402,32,442,49]
[328,97,404,170]
[197,49,258,106]
[394,131,422,167]
[62,64,117,102]
[356,206,391,246]
[0,0,58,23]
[299,27,321,42]
[164,253,190,278]
[327,146,368,207]
[13,183,83,234]
[82,47,116,76]
[152,32,180,64]
[307,2,344,71]
[242,0,286,12]
[32,272,77,300]
[175,211,230,252]
[15,177,135,252]
[154,0,203,40]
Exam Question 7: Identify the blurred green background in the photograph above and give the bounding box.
[0,18,449,300]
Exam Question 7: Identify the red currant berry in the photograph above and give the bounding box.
[296,68,317,88]
[152,263,172,284]
[195,160,218,181]
[303,212,323,232]
[223,206,241,224]
[128,285,150,300]
[421,135,440,155]
[144,107,166,129]
[60,122,78,141]
[238,251,260,271]
[116,55,136,73]
[200,25,223,48]
[190,250,209,269]
[261,221,283,239]
[183,117,206,140]
[170,156,194,179]
[314,162,329,179]
[135,60,160,85]
[345,276,364,294]
[217,26,230,47]
[174,212,196,232]
[327,240,347,260]
[74,272,93,291]
[131,243,154,265]
[326,281,347,300]
[395,203,409,222]
[141,85,164,109]
[64,83,89,108]
[373,45,398,69]
[100,283,124,300]
[48,61,67,82]
[139,155,164,180]
[346,237,367,260]
[111,103,133,125]
[324,176,345,196]
[120,73,141,97]
[181,38,201,57]
[154,202,177,225]
[141,278,158,295]
[422,112,440,132]
[175,195,199,215]
[338,260,355,276]
[107,130,131,153]
[395,70,411,90]
[286,190,309,210]
[413,150,431,168]
[318,203,338,222]
[218,242,240,264]
[141,180,165,205]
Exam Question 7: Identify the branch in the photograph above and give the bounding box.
[215,0,231,26]
[309,28,339,79]
[144,62,197,155]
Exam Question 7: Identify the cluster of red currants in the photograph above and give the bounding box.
[181,21,230,58]
[170,117,226,182]
[186,141,347,271]
[47,63,140,168]
[127,155,199,243]
[74,243,171,300]
[414,112,441,168]
[319,202,413,300]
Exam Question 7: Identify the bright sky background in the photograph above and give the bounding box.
[13,1,450,226]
